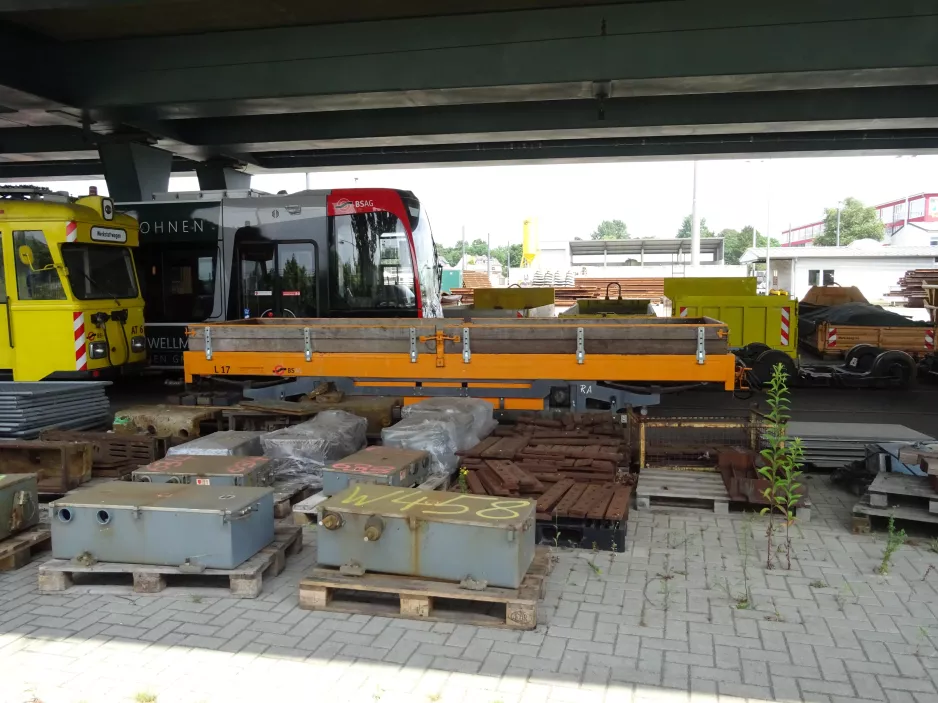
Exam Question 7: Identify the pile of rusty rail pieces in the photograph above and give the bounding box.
[458,412,633,551]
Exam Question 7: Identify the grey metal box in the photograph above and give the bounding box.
[167,430,265,457]
[321,447,430,496]
[132,455,272,486]
[0,473,39,540]
[51,482,274,569]
[318,485,535,588]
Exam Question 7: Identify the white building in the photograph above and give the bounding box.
[740,244,938,303]
[508,237,750,284]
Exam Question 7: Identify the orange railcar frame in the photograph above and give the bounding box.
[183,317,737,410]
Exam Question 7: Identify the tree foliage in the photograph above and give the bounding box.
[590,219,630,240]
[817,197,884,246]
[676,215,715,239]
[434,241,523,272]
[718,226,781,266]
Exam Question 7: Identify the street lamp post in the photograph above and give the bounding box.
[836,203,842,247]
[691,161,700,267]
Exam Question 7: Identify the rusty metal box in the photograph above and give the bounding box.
[0,473,39,540]
[132,455,272,486]
[50,482,274,569]
[0,441,92,494]
[317,485,535,588]
[321,447,430,496]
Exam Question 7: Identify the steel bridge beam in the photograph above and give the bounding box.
[0,0,937,176]
[250,130,938,170]
[73,1,938,115]
[163,87,938,153]
[3,129,938,179]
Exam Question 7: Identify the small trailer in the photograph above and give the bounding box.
[798,285,934,360]
[802,322,934,359]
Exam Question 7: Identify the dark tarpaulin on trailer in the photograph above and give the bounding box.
[798,302,931,337]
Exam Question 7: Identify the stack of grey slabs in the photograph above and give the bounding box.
[781,422,934,470]
[167,430,265,457]
[0,382,111,438]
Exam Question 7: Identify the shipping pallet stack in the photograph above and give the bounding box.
[853,447,938,532]
[458,413,632,551]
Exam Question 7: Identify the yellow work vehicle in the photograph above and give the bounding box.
[0,186,146,381]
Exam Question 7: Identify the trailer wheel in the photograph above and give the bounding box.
[844,344,882,373]
[744,342,772,355]
[750,349,796,387]
[734,342,771,365]
[871,350,916,389]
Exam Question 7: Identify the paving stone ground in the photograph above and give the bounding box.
[3,476,938,703]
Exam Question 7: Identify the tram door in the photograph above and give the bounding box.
[238,241,317,319]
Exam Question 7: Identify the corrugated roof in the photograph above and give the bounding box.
[570,238,724,256]
[741,246,938,263]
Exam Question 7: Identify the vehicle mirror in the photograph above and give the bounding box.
[17,245,34,268]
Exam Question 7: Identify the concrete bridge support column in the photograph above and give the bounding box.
[196,161,251,191]
[99,142,172,201]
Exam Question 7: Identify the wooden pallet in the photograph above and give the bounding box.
[853,473,938,532]
[867,472,938,512]
[0,526,51,571]
[636,468,731,513]
[298,547,550,629]
[272,478,318,519]
[37,525,302,598]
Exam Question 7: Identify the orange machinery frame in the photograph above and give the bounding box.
[183,318,738,410]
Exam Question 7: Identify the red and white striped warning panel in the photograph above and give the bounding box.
[65,221,77,243]
[780,307,790,346]
[679,307,688,318]
[826,327,838,348]
[74,312,87,371]
[926,329,935,351]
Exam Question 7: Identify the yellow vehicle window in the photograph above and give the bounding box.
[61,244,138,301]
[13,230,65,301]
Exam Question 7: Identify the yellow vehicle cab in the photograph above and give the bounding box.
[0,186,146,381]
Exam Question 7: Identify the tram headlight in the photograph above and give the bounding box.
[131,336,146,353]
[89,341,108,360]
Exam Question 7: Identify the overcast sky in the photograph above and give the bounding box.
[29,154,936,248]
